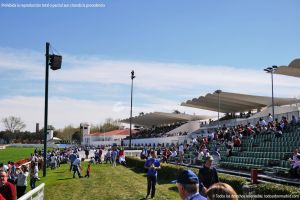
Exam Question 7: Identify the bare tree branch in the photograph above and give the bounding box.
[2,116,26,133]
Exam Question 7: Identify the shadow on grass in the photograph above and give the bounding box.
[168,186,178,192]
[57,177,73,181]
[127,166,175,185]
[157,179,175,185]
[52,171,65,174]
[127,166,146,174]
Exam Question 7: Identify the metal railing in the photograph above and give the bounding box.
[125,150,142,157]
[18,183,45,200]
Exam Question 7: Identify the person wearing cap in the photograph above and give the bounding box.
[144,150,161,199]
[176,169,206,200]
[198,156,219,195]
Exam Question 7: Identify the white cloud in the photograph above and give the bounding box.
[0,47,299,132]
[0,96,130,132]
[0,96,215,132]
[1,48,299,97]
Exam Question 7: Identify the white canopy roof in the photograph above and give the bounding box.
[120,112,210,127]
[275,59,300,78]
[181,91,300,113]
[48,137,62,141]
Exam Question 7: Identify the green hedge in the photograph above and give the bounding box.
[256,183,300,196]
[125,157,300,197]
[218,173,247,194]
[125,157,245,192]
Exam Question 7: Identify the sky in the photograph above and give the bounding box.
[0,0,300,132]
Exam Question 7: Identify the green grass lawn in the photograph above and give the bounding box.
[39,162,180,200]
[0,147,34,163]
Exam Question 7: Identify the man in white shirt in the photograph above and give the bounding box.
[266,113,273,124]
[259,118,267,127]
[50,154,57,170]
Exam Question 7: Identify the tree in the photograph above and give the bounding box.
[56,125,80,141]
[2,116,26,133]
[100,118,120,132]
[139,112,144,116]
[72,131,82,143]
[90,118,121,134]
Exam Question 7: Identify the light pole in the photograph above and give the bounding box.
[129,70,135,150]
[264,66,277,119]
[215,89,222,129]
[43,42,62,177]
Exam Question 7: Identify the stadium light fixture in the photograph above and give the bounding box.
[129,70,135,149]
[43,42,62,177]
[263,66,277,119]
[214,89,222,129]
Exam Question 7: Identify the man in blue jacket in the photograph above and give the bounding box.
[144,150,160,199]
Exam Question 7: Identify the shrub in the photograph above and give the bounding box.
[125,157,300,197]
[126,157,246,192]
[256,183,300,198]
[218,173,247,194]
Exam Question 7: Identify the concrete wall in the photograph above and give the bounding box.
[166,120,201,135]
[123,136,188,146]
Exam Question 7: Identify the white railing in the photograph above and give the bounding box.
[18,183,45,200]
[125,150,142,157]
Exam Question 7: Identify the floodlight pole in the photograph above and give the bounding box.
[264,66,277,119]
[271,69,275,118]
[215,90,222,129]
[43,42,50,177]
[129,70,135,150]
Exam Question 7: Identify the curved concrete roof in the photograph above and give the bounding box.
[120,112,210,127]
[181,91,300,113]
[275,58,300,78]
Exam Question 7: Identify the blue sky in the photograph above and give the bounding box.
[0,0,300,131]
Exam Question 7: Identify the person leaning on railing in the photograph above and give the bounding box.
[16,165,29,198]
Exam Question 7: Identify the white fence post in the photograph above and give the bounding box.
[18,183,45,200]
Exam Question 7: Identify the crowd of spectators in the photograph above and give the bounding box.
[0,146,85,199]
[139,114,300,175]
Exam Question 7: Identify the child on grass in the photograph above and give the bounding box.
[84,162,91,178]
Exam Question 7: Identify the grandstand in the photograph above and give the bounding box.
[120,91,300,185]
[219,128,300,174]
[121,112,210,146]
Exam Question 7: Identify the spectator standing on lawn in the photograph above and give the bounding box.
[16,165,29,198]
[84,148,89,159]
[144,150,161,199]
[84,162,91,178]
[0,170,17,200]
[119,147,126,166]
[69,151,77,171]
[176,169,206,200]
[72,157,82,178]
[111,147,118,167]
[198,156,219,196]
[105,149,112,164]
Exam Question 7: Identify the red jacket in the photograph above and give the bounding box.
[0,182,17,200]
